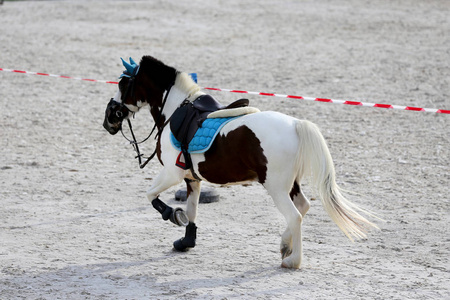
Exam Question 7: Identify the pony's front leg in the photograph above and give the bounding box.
[147,167,187,226]
[173,179,201,251]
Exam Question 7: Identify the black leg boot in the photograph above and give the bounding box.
[173,222,197,251]
[152,198,173,221]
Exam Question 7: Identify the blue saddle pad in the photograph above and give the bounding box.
[170,117,238,154]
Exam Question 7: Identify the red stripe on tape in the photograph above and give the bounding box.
[13,70,26,73]
[315,98,333,103]
[36,73,50,76]
[344,101,363,106]
[260,92,275,96]
[287,95,304,99]
[437,109,450,114]
[230,90,248,93]
[406,106,425,112]
[374,103,393,109]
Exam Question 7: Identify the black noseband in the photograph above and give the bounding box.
[106,98,131,124]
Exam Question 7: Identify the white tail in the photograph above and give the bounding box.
[295,120,378,241]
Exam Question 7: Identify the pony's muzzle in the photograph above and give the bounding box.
[103,98,128,135]
[103,118,121,135]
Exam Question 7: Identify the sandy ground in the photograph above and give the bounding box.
[1,0,449,299]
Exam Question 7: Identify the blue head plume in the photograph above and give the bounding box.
[119,57,140,79]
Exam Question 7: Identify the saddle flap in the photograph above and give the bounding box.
[170,102,203,145]
[170,104,189,138]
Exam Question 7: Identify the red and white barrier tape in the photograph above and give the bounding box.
[0,68,119,84]
[203,87,450,114]
[1,67,449,114]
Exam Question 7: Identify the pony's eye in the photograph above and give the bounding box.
[116,110,123,118]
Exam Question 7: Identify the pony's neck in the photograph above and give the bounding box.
[161,72,204,119]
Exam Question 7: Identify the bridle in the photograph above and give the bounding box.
[116,77,174,169]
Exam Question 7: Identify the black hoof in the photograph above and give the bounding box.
[173,237,195,251]
[173,222,197,251]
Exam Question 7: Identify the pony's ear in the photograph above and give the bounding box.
[129,57,138,66]
[121,57,134,74]
[119,57,140,78]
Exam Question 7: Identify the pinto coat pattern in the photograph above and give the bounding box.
[103,56,377,269]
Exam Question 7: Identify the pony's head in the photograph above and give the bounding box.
[103,56,177,135]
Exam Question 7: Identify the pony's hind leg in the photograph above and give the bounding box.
[291,181,311,217]
[173,179,201,251]
[281,181,310,260]
[267,186,303,269]
[280,228,293,259]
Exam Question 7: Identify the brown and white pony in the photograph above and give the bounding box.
[103,56,377,269]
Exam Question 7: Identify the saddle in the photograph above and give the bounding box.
[170,95,249,172]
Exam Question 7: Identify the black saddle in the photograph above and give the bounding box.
[170,95,249,171]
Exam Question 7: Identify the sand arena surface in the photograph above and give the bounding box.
[0,0,449,299]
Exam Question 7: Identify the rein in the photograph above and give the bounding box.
[121,118,157,169]
[120,84,173,169]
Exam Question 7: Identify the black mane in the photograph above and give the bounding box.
[139,56,177,91]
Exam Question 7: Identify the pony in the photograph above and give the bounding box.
[103,56,377,269]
